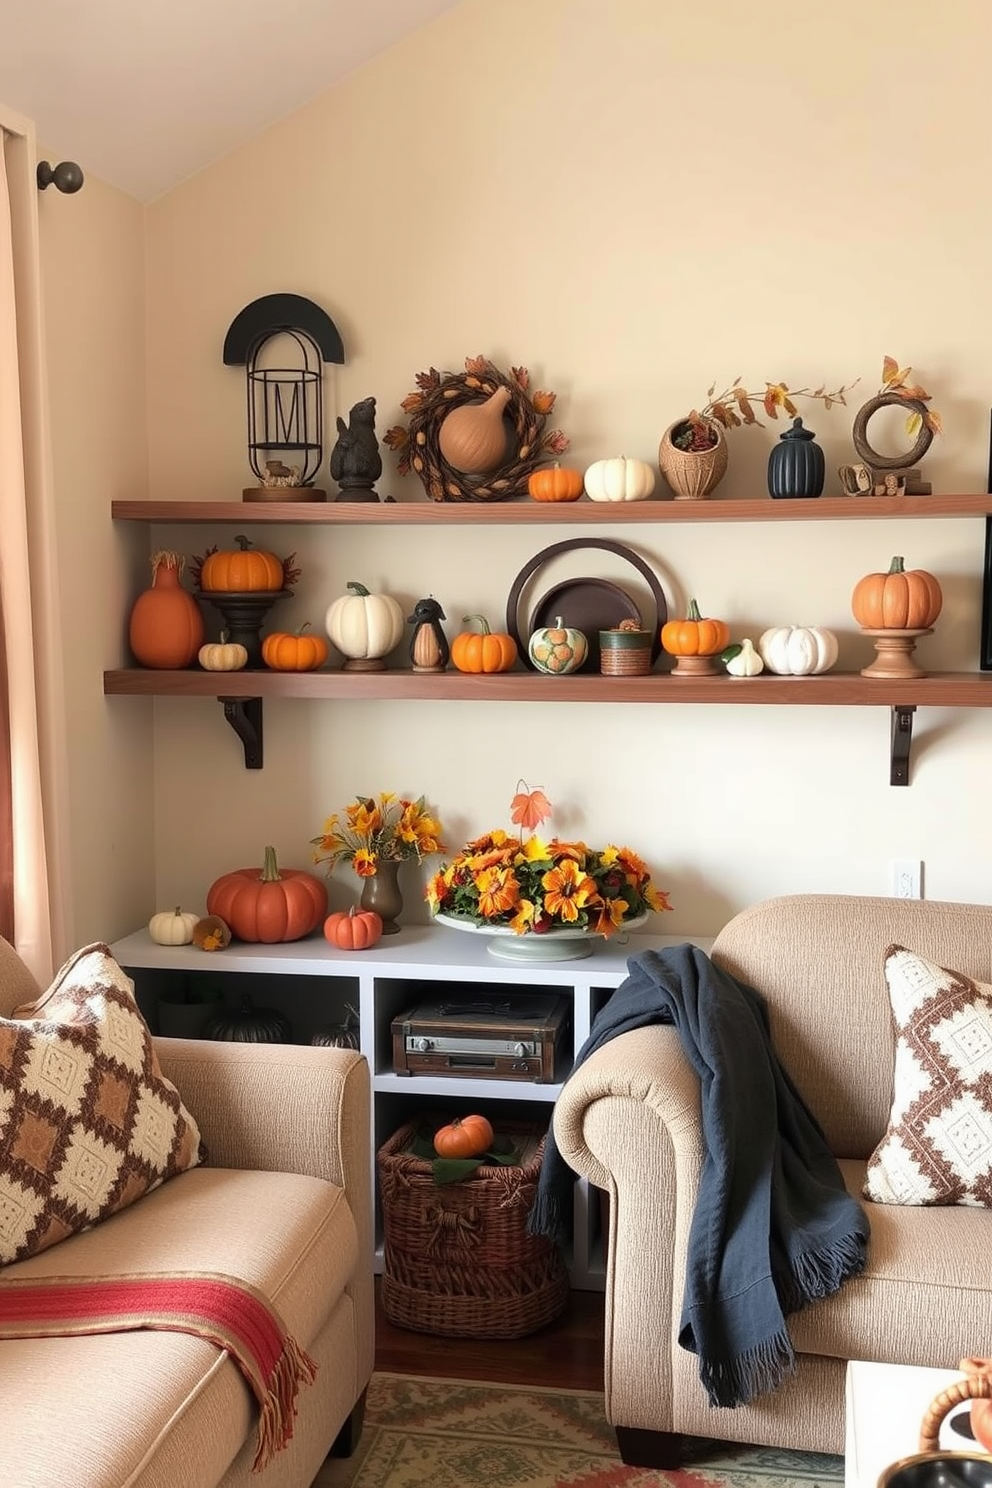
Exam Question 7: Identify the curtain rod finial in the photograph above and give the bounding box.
[36,160,84,194]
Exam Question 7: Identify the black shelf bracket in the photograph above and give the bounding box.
[890,705,916,786]
[220,697,263,769]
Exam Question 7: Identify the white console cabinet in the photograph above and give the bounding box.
[112,922,712,1290]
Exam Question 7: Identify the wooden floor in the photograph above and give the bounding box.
[374,1278,607,1392]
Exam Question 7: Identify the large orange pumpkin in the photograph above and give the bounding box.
[660,598,730,657]
[450,615,518,673]
[851,555,943,630]
[433,1114,494,1158]
[128,550,204,668]
[200,535,286,593]
[206,845,327,942]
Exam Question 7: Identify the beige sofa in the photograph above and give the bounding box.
[0,936,374,1488]
[553,893,992,1461]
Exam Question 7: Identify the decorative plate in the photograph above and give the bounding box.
[433,911,648,962]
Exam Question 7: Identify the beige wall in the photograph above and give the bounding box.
[37,169,151,947]
[43,0,992,939]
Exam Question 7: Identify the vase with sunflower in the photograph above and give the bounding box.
[426,785,672,961]
[311,792,444,934]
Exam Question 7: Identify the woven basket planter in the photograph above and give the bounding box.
[658,419,728,500]
[377,1117,570,1339]
[599,623,653,676]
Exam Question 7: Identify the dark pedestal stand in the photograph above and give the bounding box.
[197,590,290,667]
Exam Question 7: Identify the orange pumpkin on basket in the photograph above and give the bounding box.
[433,1114,494,1159]
[206,845,327,943]
[450,615,518,673]
[851,555,943,630]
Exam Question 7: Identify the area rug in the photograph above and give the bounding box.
[311,1372,844,1488]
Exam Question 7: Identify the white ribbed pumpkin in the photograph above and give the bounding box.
[148,906,199,946]
[583,456,656,503]
[325,581,405,661]
[758,625,839,676]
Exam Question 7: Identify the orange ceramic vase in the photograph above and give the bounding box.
[128,550,204,668]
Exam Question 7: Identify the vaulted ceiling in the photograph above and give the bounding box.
[0,0,462,201]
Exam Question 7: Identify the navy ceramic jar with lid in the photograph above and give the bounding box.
[767,416,825,499]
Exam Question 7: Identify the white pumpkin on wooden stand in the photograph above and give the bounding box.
[325,581,405,671]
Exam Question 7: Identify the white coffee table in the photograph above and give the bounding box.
[845,1360,975,1488]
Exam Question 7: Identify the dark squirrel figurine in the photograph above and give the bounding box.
[330,396,382,500]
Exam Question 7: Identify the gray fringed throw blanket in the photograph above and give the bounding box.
[528,944,870,1409]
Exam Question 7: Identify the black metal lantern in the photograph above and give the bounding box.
[223,293,345,502]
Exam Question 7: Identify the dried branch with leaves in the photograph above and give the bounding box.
[875,355,943,438]
[676,375,860,451]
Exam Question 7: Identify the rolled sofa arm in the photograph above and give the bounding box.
[552,1024,704,1428]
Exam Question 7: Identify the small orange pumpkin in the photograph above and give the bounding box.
[323,906,383,951]
[261,622,329,671]
[433,1113,495,1159]
[200,535,286,593]
[206,845,327,943]
[527,463,584,503]
[660,598,731,657]
[450,615,518,674]
[851,555,943,630]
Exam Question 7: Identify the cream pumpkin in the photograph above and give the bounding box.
[758,625,839,676]
[583,456,656,503]
[148,906,200,946]
[325,581,405,664]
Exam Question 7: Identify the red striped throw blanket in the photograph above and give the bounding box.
[0,1272,318,1472]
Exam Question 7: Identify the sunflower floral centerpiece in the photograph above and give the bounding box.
[311,792,444,934]
[427,786,672,962]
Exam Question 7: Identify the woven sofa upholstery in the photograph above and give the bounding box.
[0,935,374,1488]
[552,893,992,1457]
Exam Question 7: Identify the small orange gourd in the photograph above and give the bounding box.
[200,535,286,593]
[323,906,383,951]
[261,622,329,672]
[851,555,943,630]
[527,463,584,503]
[433,1113,494,1159]
[450,615,518,674]
[660,599,731,657]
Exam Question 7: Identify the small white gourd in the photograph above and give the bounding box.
[198,630,248,672]
[148,906,199,946]
[325,581,405,663]
[759,625,838,676]
[583,456,656,503]
[724,638,764,678]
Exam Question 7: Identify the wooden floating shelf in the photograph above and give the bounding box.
[111,495,992,525]
[103,667,992,705]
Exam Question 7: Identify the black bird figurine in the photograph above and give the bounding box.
[408,597,449,673]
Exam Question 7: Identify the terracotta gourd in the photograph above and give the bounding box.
[437,386,511,473]
[433,1114,494,1159]
[528,616,589,674]
[450,615,518,673]
[527,463,584,502]
[851,555,943,630]
[199,535,285,593]
[261,623,329,672]
[206,845,328,943]
[148,906,199,945]
[758,625,839,676]
[325,581,405,669]
[128,551,205,669]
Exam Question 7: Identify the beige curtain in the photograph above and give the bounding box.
[0,113,63,985]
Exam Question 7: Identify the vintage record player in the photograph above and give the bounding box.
[390,992,571,1082]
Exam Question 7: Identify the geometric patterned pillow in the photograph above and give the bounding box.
[0,943,204,1264]
[863,943,992,1207]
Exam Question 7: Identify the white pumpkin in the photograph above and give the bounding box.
[148,906,199,946]
[325,580,405,661]
[583,456,656,503]
[724,638,764,678]
[198,631,248,672]
[758,625,839,676]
